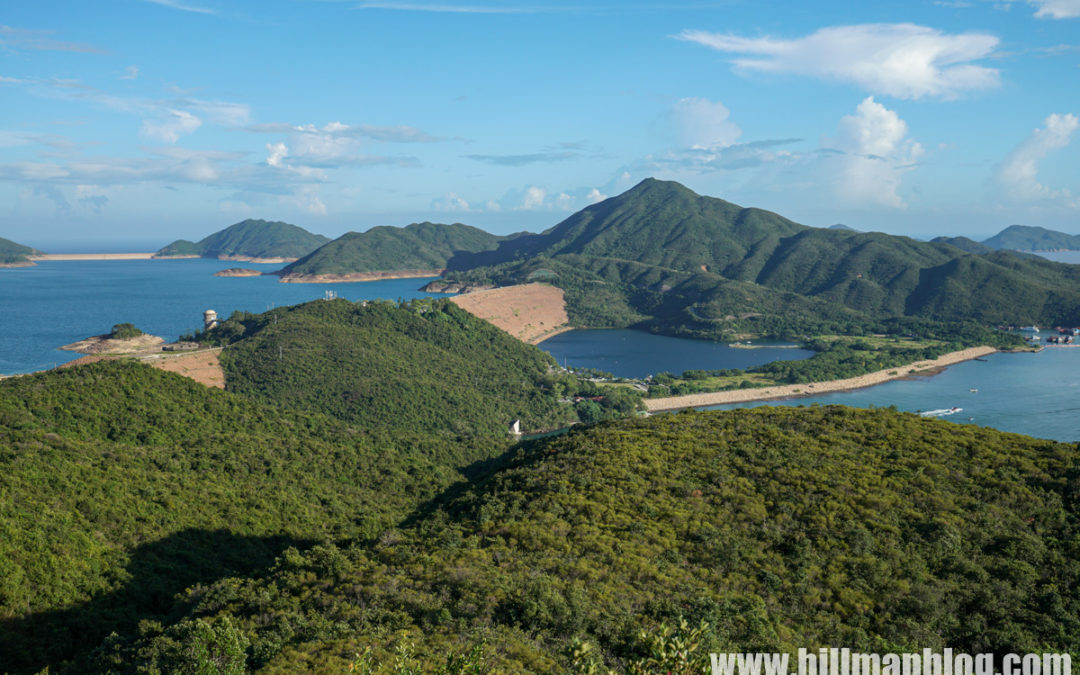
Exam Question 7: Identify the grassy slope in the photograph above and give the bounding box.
[156,219,329,259]
[103,407,1080,672]
[279,222,504,276]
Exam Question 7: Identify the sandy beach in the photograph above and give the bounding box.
[644,345,999,412]
[30,253,155,261]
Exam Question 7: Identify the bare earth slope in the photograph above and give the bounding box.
[448,283,569,344]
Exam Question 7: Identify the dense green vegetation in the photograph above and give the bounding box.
[0,361,510,672]
[279,221,506,276]
[442,179,1080,334]
[983,224,1080,251]
[0,236,40,264]
[90,407,1080,672]
[108,322,143,339]
[189,297,640,435]
[155,219,329,259]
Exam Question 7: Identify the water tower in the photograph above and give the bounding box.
[203,309,218,330]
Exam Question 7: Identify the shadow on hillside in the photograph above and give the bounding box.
[0,528,313,674]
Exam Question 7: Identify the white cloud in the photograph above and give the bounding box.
[432,192,471,211]
[522,186,546,210]
[586,188,607,203]
[677,24,1000,99]
[120,66,139,80]
[994,112,1079,203]
[824,96,924,207]
[671,97,742,149]
[1029,0,1080,18]
[140,109,202,143]
[266,142,288,168]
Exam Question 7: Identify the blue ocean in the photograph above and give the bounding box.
[0,259,437,374]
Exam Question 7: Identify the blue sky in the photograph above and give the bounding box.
[1,0,1078,248]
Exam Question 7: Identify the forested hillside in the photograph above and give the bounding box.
[0,360,510,672]
[191,297,639,435]
[983,224,1080,251]
[278,221,506,277]
[91,407,1080,672]
[443,179,1080,335]
[0,236,40,264]
[155,219,329,260]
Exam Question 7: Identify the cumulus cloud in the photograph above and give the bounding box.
[432,192,471,211]
[250,121,427,169]
[140,109,202,143]
[823,97,924,208]
[266,142,288,168]
[586,188,607,203]
[994,112,1079,203]
[677,23,1000,99]
[671,97,742,149]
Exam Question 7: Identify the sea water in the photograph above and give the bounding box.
[0,259,439,374]
[702,348,1080,442]
[538,328,813,378]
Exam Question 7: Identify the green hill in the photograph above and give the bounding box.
[96,407,1080,672]
[277,221,505,277]
[191,297,638,435]
[0,360,511,672]
[0,237,41,264]
[155,219,329,260]
[444,179,1080,334]
[982,224,1080,251]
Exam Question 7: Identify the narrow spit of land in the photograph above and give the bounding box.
[644,345,999,412]
[30,253,155,261]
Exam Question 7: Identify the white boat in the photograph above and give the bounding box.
[920,407,963,417]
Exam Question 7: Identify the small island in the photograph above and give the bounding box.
[60,323,164,355]
[214,268,263,278]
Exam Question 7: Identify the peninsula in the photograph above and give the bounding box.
[0,237,43,267]
[645,345,998,411]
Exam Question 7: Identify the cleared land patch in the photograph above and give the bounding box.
[449,283,569,344]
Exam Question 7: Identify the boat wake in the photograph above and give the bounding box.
[919,407,963,417]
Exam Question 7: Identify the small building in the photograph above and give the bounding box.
[203,309,218,330]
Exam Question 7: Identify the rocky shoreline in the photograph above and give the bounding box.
[214,268,263,277]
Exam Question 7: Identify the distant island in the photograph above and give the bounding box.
[0,237,42,267]
[981,224,1080,252]
[154,218,329,262]
[213,267,263,278]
